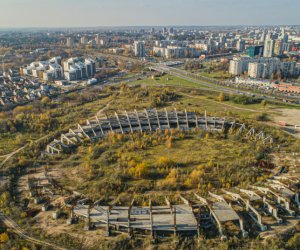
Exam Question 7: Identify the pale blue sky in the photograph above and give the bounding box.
[0,0,299,28]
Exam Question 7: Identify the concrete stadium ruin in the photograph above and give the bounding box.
[25,167,300,240]
[18,108,298,240]
[46,108,273,155]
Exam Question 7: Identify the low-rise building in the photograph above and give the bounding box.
[21,57,63,81]
[272,83,300,94]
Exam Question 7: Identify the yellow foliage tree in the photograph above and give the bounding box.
[20,211,27,219]
[129,167,135,176]
[0,232,9,243]
[185,169,203,188]
[157,156,172,168]
[205,133,210,140]
[165,169,178,185]
[218,92,225,102]
[128,160,136,168]
[135,163,147,177]
[166,136,173,149]
[116,134,123,141]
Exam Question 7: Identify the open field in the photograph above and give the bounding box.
[273,109,300,126]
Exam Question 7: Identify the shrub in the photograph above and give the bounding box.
[255,113,270,122]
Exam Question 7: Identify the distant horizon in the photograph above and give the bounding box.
[0,24,299,31]
[0,0,300,28]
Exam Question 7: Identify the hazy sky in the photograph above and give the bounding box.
[0,0,299,28]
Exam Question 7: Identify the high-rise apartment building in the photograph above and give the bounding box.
[134,41,145,57]
[236,39,246,52]
[66,37,74,48]
[274,39,284,56]
[80,36,88,45]
[263,34,275,57]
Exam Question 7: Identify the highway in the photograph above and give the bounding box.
[93,52,299,105]
[153,65,300,104]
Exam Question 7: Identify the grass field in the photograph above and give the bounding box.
[198,70,232,79]
[128,75,299,120]
[142,74,215,89]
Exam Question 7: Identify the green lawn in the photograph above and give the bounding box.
[198,70,232,79]
[129,74,214,90]
[127,75,294,123]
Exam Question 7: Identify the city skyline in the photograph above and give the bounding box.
[0,0,300,28]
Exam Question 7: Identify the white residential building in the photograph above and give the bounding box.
[80,36,88,45]
[246,59,297,79]
[134,41,145,57]
[263,35,275,57]
[63,57,96,81]
[228,56,299,79]
[229,56,252,75]
[248,63,265,78]
[22,57,63,81]
[66,37,74,48]
[236,39,246,52]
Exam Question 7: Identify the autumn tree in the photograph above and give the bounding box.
[0,232,9,243]
[185,169,204,188]
[218,92,225,102]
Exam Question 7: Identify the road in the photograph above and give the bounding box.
[151,65,300,105]
[81,52,300,105]
[157,66,269,98]
[0,212,67,250]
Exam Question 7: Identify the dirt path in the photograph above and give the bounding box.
[0,212,67,250]
[260,218,299,241]
[0,102,112,168]
[0,134,49,168]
